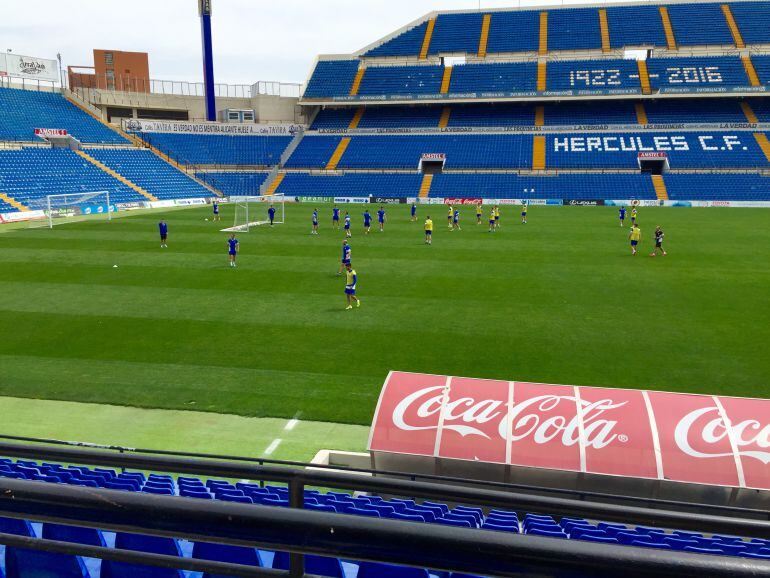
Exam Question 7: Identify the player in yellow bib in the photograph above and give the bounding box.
[424,216,433,245]
[628,224,642,255]
[476,203,483,225]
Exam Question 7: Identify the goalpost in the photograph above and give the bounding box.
[221,194,285,232]
[28,191,113,229]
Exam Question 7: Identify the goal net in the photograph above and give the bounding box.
[28,191,113,229]
[222,194,285,232]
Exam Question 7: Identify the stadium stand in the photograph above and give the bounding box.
[0,87,128,144]
[365,21,430,57]
[449,62,539,94]
[0,455,768,578]
[195,171,269,196]
[730,1,770,45]
[447,103,535,127]
[545,59,640,92]
[357,66,444,97]
[666,3,734,46]
[547,8,602,51]
[605,5,668,48]
[485,10,541,54]
[428,13,485,55]
[646,56,750,91]
[84,148,214,199]
[0,148,138,208]
[543,101,636,125]
[304,60,361,99]
[138,133,293,166]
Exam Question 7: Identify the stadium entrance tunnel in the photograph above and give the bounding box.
[637,152,669,175]
[419,153,446,174]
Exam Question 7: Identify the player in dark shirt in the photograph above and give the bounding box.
[158,220,168,248]
[650,226,667,257]
[228,235,239,267]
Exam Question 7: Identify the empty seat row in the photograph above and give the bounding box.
[0,87,127,144]
[140,133,292,166]
[305,56,757,99]
[364,2,770,57]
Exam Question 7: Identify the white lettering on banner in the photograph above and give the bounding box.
[550,134,753,153]
[34,128,68,137]
[674,407,770,464]
[122,118,303,136]
[391,386,627,447]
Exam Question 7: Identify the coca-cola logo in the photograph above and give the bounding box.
[392,386,626,449]
[675,407,770,464]
[18,58,46,75]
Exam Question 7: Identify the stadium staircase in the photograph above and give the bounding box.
[419,174,433,198]
[0,192,27,212]
[74,150,158,202]
[722,4,745,48]
[659,6,677,49]
[651,174,668,200]
[64,90,221,197]
[477,14,491,57]
[419,17,436,59]
[326,137,352,170]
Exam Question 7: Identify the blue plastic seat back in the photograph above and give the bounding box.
[0,517,34,536]
[358,561,430,578]
[5,548,89,578]
[102,533,183,578]
[272,551,344,577]
[42,523,106,547]
[193,541,263,578]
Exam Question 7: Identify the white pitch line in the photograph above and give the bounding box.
[284,418,299,431]
[264,438,282,456]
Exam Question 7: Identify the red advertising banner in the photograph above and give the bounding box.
[369,371,770,490]
[34,128,68,137]
[443,198,483,205]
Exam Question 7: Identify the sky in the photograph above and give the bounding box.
[2,0,634,86]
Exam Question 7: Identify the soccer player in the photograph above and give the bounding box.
[227,234,239,267]
[476,203,483,225]
[447,205,454,229]
[619,206,626,227]
[344,263,360,310]
[344,212,351,238]
[494,205,501,228]
[488,207,496,232]
[363,208,372,234]
[411,202,417,221]
[631,206,638,225]
[268,205,276,227]
[377,206,386,232]
[628,223,642,255]
[311,209,319,235]
[158,220,168,248]
[212,200,220,222]
[452,208,461,231]
[650,225,667,257]
[332,205,340,229]
[338,239,352,275]
[521,202,528,224]
[424,215,433,245]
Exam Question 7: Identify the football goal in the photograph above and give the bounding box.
[222,194,285,232]
[28,191,113,229]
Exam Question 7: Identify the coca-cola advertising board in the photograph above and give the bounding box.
[369,371,770,491]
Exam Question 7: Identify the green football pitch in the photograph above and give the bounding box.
[1,202,768,429]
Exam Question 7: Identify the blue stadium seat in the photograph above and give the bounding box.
[357,561,430,578]
[192,541,264,578]
[100,533,184,578]
[143,133,291,166]
[4,548,90,578]
[366,21,429,57]
[304,61,360,98]
[272,551,345,577]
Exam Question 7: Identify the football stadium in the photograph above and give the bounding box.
[0,0,769,575]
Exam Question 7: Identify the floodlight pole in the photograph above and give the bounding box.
[199,0,217,122]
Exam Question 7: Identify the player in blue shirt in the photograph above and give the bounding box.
[619,206,626,227]
[311,209,319,235]
[212,200,220,222]
[344,212,351,238]
[377,206,386,232]
[227,234,239,268]
[363,209,372,234]
[158,220,168,248]
[344,263,360,310]
[410,202,417,221]
[268,205,276,227]
[452,208,461,231]
[332,205,340,229]
[338,239,351,275]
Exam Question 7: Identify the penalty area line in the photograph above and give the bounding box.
[264,438,282,456]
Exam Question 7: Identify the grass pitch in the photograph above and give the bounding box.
[1,203,768,427]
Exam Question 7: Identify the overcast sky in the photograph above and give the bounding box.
[3,0,632,86]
